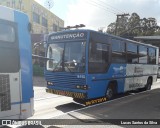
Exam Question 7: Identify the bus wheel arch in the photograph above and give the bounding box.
[105,81,117,100]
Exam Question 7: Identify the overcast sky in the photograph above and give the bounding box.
[36,0,160,30]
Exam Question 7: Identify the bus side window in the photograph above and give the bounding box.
[148,48,156,64]
[111,39,126,63]
[127,43,138,64]
[139,45,147,64]
[89,42,109,73]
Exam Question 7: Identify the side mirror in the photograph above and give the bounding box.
[43,41,47,48]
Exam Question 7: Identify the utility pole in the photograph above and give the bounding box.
[115,13,129,36]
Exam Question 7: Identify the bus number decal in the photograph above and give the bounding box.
[85,97,107,106]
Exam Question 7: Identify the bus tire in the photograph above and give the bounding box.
[145,78,152,90]
[105,83,116,100]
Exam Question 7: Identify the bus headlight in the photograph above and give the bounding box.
[47,81,54,86]
[76,85,80,89]
[83,85,88,90]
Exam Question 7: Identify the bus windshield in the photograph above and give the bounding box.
[47,41,86,73]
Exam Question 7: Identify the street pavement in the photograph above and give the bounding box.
[33,76,59,100]
[49,83,160,128]
[31,77,160,127]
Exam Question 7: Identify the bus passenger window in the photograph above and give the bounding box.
[139,45,147,64]
[89,42,109,73]
[112,40,126,63]
[148,48,156,64]
[127,43,138,64]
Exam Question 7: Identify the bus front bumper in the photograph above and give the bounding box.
[46,88,87,99]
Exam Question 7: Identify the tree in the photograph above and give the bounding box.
[106,12,160,38]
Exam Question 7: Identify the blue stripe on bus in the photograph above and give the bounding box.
[14,10,33,103]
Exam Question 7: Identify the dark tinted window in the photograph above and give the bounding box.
[89,42,109,73]
[127,43,138,63]
[0,23,15,42]
[139,45,147,64]
[148,48,156,64]
[112,39,126,63]
[0,22,19,73]
[127,43,137,53]
[0,48,20,72]
[112,39,125,52]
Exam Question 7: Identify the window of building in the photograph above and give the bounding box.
[127,43,138,63]
[42,17,48,27]
[148,48,156,64]
[53,23,58,32]
[32,4,35,11]
[7,2,10,7]
[33,12,40,24]
[139,45,148,64]
[112,39,126,63]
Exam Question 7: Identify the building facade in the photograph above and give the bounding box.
[0,0,64,34]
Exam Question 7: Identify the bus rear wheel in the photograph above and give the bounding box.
[105,84,115,100]
[145,78,152,90]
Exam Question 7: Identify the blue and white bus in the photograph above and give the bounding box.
[0,6,33,119]
[45,29,159,105]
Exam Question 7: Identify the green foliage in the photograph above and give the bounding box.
[107,12,160,37]
[33,64,44,76]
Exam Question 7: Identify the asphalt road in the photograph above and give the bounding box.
[30,79,160,121]
[48,81,160,128]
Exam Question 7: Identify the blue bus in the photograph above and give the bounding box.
[45,29,159,105]
[0,6,33,119]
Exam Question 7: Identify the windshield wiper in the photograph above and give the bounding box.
[52,59,62,72]
[64,62,72,73]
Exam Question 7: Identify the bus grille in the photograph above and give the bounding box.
[0,74,11,111]
[45,72,86,88]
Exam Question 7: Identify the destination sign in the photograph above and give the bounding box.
[49,31,87,42]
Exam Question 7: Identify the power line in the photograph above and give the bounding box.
[86,0,117,15]
[85,0,129,30]
[95,0,126,14]
[89,0,126,15]
[90,0,119,14]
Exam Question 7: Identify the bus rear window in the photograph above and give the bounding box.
[0,23,15,43]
